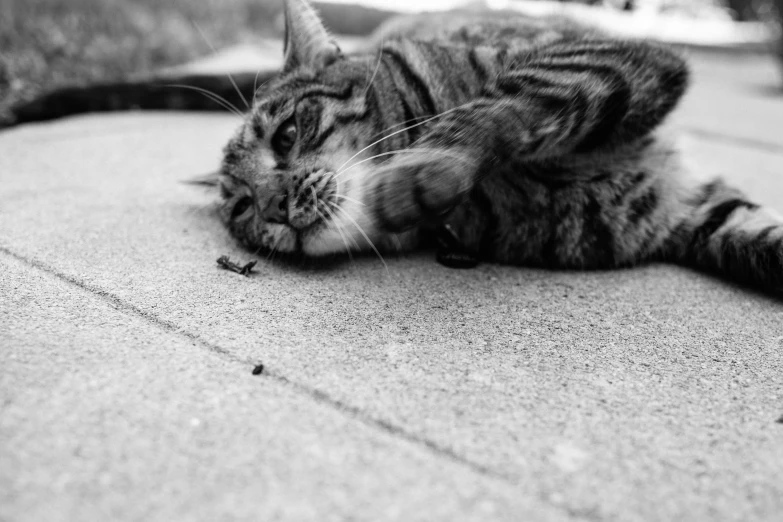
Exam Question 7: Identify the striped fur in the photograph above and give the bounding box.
[8,0,783,294]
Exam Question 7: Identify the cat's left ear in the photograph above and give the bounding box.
[282,0,342,72]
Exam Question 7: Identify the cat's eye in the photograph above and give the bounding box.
[231,196,254,220]
[271,118,297,156]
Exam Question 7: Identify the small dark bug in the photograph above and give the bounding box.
[252,364,265,376]
[217,255,258,276]
[435,224,479,269]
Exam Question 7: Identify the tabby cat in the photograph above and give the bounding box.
[9,0,783,293]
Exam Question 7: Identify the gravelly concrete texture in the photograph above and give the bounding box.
[1,254,555,522]
[1,49,782,521]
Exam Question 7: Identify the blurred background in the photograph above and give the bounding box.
[1,0,782,119]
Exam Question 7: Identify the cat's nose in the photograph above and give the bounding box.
[262,194,288,224]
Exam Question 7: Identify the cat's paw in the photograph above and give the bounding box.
[372,148,477,232]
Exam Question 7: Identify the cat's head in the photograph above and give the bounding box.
[217,0,410,258]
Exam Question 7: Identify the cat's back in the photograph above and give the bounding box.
[368,9,601,49]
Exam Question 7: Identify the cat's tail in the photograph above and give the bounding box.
[663,179,783,294]
[3,71,277,128]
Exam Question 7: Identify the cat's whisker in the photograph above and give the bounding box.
[335,204,377,260]
[165,84,244,118]
[391,233,405,255]
[369,97,490,143]
[253,76,275,105]
[265,232,284,263]
[335,100,481,173]
[327,203,362,252]
[335,147,477,180]
[252,69,263,105]
[330,202,388,273]
[333,194,366,207]
[367,114,433,141]
[362,39,384,99]
[337,147,473,173]
[315,186,359,260]
[328,202,372,262]
[193,21,250,110]
[318,205,357,262]
[332,200,378,249]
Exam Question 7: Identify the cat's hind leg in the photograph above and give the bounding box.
[663,180,783,294]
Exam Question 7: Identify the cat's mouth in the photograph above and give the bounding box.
[253,199,345,257]
[299,198,384,258]
[294,217,330,254]
[237,166,383,258]
[295,201,354,255]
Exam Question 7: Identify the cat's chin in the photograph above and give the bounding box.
[299,224,375,257]
[246,205,414,258]
[295,199,383,257]
[301,227,419,259]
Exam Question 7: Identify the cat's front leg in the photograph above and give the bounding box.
[373,39,690,232]
[372,96,558,231]
[372,144,480,232]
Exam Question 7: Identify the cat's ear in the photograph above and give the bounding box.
[282,0,341,72]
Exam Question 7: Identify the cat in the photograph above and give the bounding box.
[7,0,783,294]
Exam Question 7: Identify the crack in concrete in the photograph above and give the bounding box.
[0,244,513,484]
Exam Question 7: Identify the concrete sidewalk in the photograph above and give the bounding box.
[2,49,783,521]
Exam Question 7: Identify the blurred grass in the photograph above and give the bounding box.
[0,0,394,119]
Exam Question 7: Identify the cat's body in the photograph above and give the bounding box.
[8,1,783,294]
[357,11,689,269]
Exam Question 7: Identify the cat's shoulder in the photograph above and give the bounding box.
[366,9,603,49]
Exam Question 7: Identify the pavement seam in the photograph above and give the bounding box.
[0,245,513,484]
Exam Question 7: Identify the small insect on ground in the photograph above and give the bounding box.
[217,255,258,276]
[252,363,265,376]
[776,414,783,424]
